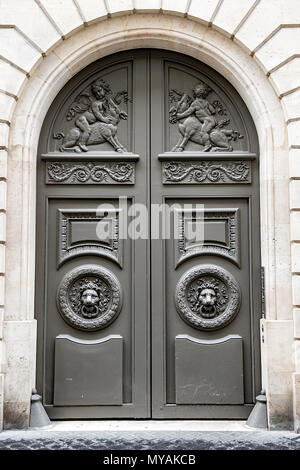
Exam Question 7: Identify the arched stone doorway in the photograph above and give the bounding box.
[35,49,261,419]
[2,12,293,430]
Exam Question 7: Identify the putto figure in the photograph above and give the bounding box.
[169,81,243,152]
[54,78,129,153]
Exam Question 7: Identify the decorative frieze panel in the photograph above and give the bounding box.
[175,264,241,331]
[58,208,122,268]
[46,161,135,184]
[174,208,240,267]
[162,161,251,184]
[56,265,122,331]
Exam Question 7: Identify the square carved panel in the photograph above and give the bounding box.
[174,208,240,268]
[57,208,123,268]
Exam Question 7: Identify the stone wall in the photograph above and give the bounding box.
[0,0,299,430]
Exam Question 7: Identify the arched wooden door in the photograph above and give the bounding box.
[35,49,261,419]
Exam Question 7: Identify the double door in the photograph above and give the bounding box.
[36,49,261,419]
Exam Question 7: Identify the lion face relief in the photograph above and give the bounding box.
[187,276,229,320]
[80,287,100,319]
[197,287,217,318]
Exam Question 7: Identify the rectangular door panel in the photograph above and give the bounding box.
[43,199,136,417]
[151,197,257,419]
[165,198,251,411]
[166,198,252,402]
[53,334,123,406]
[175,334,244,405]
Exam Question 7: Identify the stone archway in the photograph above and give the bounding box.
[2,14,292,429]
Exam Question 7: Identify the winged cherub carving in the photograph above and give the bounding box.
[169,81,243,152]
[54,78,129,153]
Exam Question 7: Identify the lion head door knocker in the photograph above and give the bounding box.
[191,279,219,319]
[57,265,122,331]
[175,264,241,330]
[79,282,102,319]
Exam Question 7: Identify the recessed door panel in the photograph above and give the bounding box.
[44,199,132,409]
[163,198,252,407]
[53,335,123,406]
[175,335,244,405]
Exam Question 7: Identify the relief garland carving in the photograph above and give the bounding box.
[47,161,134,184]
[169,82,244,152]
[57,265,122,331]
[175,265,241,330]
[53,78,130,153]
[163,161,250,184]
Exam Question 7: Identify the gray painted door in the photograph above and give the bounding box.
[35,50,261,419]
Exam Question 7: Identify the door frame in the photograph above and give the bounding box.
[35,48,261,419]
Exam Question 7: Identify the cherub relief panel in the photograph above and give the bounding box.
[169,81,244,152]
[54,78,129,153]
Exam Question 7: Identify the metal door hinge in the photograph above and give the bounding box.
[261,322,264,343]
[261,266,265,318]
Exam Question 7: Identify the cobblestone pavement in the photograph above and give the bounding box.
[0,430,300,450]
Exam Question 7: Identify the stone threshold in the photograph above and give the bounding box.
[40,419,251,432]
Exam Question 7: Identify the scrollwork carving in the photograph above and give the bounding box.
[47,161,134,184]
[175,265,241,330]
[163,161,250,184]
[57,265,122,331]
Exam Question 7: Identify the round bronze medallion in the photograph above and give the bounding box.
[57,265,122,331]
[175,264,241,330]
